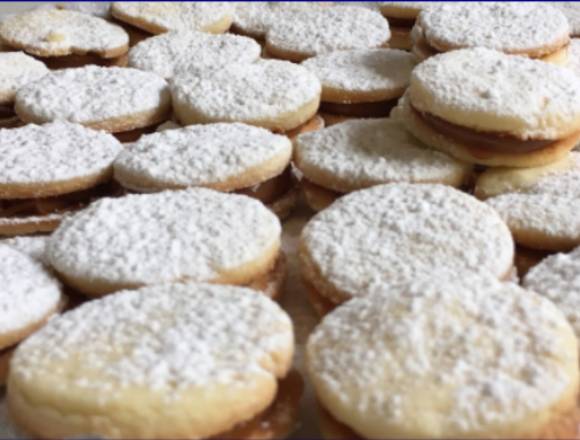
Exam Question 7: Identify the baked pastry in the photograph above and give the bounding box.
[15,65,171,143]
[379,1,433,49]
[307,276,579,439]
[294,118,472,211]
[2,235,50,265]
[0,8,129,69]
[0,121,122,236]
[57,2,112,19]
[567,38,580,76]
[302,49,416,118]
[300,183,514,314]
[8,282,299,439]
[412,2,570,64]
[397,48,580,168]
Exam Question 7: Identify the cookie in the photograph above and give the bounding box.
[128,30,261,79]
[2,235,50,265]
[552,3,580,38]
[300,183,514,309]
[8,282,297,439]
[302,49,416,118]
[566,38,580,76]
[0,121,122,236]
[111,2,234,35]
[379,1,434,49]
[307,276,579,439]
[413,3,570,64]
[264,7,390,62]
[171,60,321,134]
[398,48,580,168]
[15,66,171,142]
[295,119,472,210]
[57,2,112,19]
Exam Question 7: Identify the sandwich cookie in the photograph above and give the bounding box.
[307,276,580,439]
[128,30,261,79]
[0,245,64,385]
[294,119,472,212]
[8,282,299,439]
[398,48,580,168]
[413,3,570,64]
[302,49,416,119]
[379,1,434,49]
[0,8,129,69]
[0,52,47,129]
[300,183,514,314]
[0,121,122,237]
[264,7,390,62]
[171,60,322,136]
[15,66,171,143]
[114,123,298,220]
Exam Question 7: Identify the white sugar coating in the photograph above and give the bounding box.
[302,49,416,97]
[266,6,390,58]
[112,2,234,33]
[418,2,569,53]
[0,52,48,105]
[11,283,293,396]
[307,276,578,438]
[0,245,61,339]
[409,48,580,139]
[335,2,381,11]
[114,123,291,190]
[0,8,128,56]
[379,1,434,11]
[2,236,50,265]
[302,184,513,299]
[59,2,112,18]
[566,39,580,76]
[552,2,580,36]
[128,31,261,79]
[48,189,281,287]
[171,60,321,124]
[0,121,122,186]
[15,66,169,125]
[295,119,469,192]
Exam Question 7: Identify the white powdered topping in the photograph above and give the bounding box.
[2,235,50,265]
[301,184,513,298]
[114,123,291,190]
[302,49,416,97]
[0,8,127,56]
[566,38,580,77]
[418,2,569,53]
[171,60,321,123]
[409,48,580,139]
[112,2,234,33]
[295,119,469,192]
[0,245,61,339]
[15,66,169,125]
[266,7,390,58]
[12,283,293,397]
[551,2,580,36]
[0,52,48,105]
[307,276,578,438]
[380,1,434,11]
[48,189,281,287]
[0,122,122,186]
[128,31,261,79]
[59,2,112,18]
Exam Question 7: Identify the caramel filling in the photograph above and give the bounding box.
[0,105,20,128]
[37,53,127,70]
[383,16,415,30]
[113,123,164,143]
[321,98,398,118]
[237,167,294,205]
[515,246,549,278]
[302,178,341,212]
[0,104,15,119]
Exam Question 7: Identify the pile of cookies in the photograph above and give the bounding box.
[2,1,580,439]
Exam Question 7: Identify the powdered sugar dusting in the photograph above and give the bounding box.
[0,52,48,105]
[59,2,112,19]
[554,2,580,36]
[2,235,50,265]
[566,38,580,77]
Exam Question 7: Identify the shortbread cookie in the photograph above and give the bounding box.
[265,7,390,62]
[413,3,570,63]
[307,276,579,439]
[554,3,580,37]
[15,66,171,139]
[128,31,261,79]
[2,236,50,265]
[0,121,123,236]
[58,2,112,18]
[172,60,321,133]
[300,183,514,307]
[111,2,234,35]
[8,282,296,439]
[302,49,416,118]
[379,2,434,49]
[295,119,472,209]
[399,48,580,168]
[566,38,580,76]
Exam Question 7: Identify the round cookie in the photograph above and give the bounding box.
[8,282,295,439]
[111,2,234,35]
[307,276,579,439]
[47,188,282,297]
[171,60,321,133]
[2,235,50,265]
[379,2,434,49]
[15,66,171,138]
[58,2,112,19]
[128,30,261,79]
[399,48,580,168]
[300,183,514,307]
[554,3,580,37]
[264,7,390,62]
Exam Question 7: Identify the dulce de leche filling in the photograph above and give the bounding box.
[383,16,416,30]
[321,98,398,118]
[237,167,294,205]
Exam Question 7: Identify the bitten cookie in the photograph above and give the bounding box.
[8,283,297,439]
